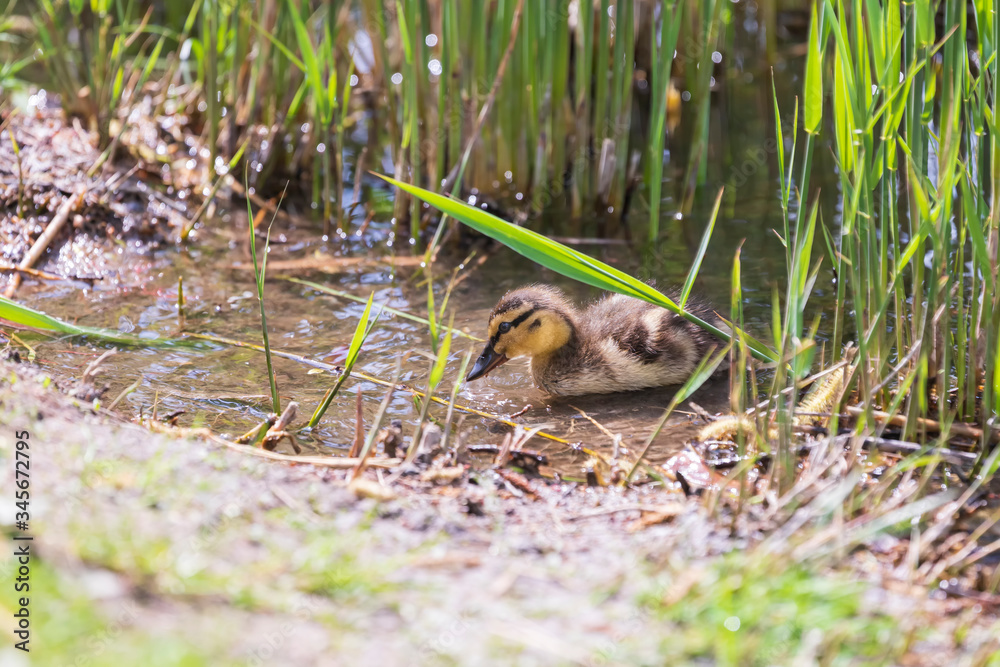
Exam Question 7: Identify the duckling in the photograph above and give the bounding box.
[466,285,724,396]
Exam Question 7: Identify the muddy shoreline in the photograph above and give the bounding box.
[1,360,998,665]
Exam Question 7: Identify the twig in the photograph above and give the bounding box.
[5,188,86,298]
[845,406,993,442]
[746,358,853,416]
[508,403,532,419]
[227,442,401,468]
[261,402,301,453]
[495,468,538,500]
[494,432,514,467]
[571,405,620,445]
[568,503,686,521]
[0,263,96,282]
[82,348,117,383]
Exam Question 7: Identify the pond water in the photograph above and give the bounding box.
[10,34,840,478]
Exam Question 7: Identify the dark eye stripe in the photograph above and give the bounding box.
[490,307,538,346]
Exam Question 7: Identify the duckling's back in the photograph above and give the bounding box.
[575,292,723,393]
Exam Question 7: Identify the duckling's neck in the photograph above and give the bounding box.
[528,320,583,391]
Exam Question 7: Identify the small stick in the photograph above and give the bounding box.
[82,348,117,384]
[5,188,86,298]
[261,402,301,453]
[495,468,538,500]
[356,206,376,237]
[235,416,276,445]
[687,401,715,422]
[270,401,298,432]
[832,434,979,465]
[845,406,992,442]
[745,358,853,416]
[571,405,619,444]
[508,404,532,419]
[0,263,98,282]
[568,503,686,521]
[494,432,514,468]
[224,437,402,468]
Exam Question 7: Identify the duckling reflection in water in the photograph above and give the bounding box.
[466,285,725,397]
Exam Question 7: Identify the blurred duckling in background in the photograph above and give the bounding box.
[466,285,724,397]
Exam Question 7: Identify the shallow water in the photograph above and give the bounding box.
[11,181,807,479]
[7,35,838,478]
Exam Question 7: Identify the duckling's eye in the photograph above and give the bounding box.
[498,321,512,334]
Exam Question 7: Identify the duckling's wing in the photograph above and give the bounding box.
[584,294,718,368]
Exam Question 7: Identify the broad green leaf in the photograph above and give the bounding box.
[0,297,198,348]
[905,156,932,221]
[376,174,778,364]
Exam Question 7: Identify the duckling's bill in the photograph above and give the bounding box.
[467,344,509,382]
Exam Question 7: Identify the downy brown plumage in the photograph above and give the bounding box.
[466,285,724,396]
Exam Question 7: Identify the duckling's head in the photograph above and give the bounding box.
[466,285,577,382]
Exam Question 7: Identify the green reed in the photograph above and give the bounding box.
[307,292,380,427]
[752,0,999,504]
[10,1,740,241]
[28,0,166,146]
[646,0,683,239]
[246,182,280,414]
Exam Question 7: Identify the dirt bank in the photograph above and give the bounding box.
[1,360,998,666]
